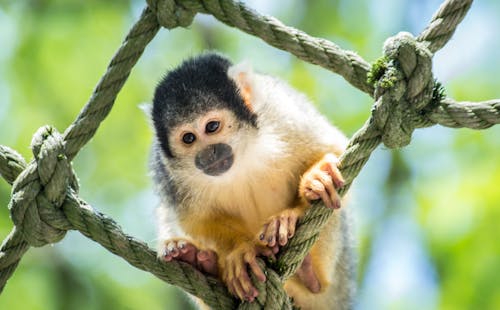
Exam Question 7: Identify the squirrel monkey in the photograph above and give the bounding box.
[149,53,355,309]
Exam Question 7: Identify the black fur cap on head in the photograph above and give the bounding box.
[152,53,257,158]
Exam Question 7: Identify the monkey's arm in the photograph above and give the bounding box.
[257,152,345,293]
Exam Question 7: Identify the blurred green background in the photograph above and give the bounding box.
[1,0,499,309]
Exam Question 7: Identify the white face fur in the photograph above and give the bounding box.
[165,108,249,175]
[162,107,286,204]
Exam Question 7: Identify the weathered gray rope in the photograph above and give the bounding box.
[0,227,29,294]
[0,0,498,309]
[147,0,374,95]
[430,98,500,129]
[63,7,160,161]
[418,0,473,54]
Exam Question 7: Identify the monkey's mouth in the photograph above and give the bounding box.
[195,143,234,176]
[204,154,234,176]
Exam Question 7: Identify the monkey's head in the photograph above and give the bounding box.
[152,53,260,178]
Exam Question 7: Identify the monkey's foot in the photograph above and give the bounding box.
[160,239,218,276]
[296,253,321,293]
[300,153,345,209]
[257,208,305,250]
[223,243,272,302]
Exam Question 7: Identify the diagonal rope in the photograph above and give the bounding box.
[63,7,160,161]
[418,0,474,54]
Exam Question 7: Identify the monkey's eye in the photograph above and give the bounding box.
[205,121,220,134]
[182,132,196,145]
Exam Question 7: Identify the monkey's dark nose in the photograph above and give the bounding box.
[195,143,234,176]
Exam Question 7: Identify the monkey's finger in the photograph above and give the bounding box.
[319,189,335,209]
[245,254,266,283]
[177,240,187,252]
[225,264,243,299]
[278,216,289,246]
[166,241,180,257]
[256,246,274,258]
[310,180,334,209]
[258,223,269,244]
[177,244,197,264]
[232,257,256,300]
[331,190,341,210]
[319,171,336,201]
[288,215,297,238]
[231,278,246,301]
[320,172,341,209]
[304,188,320,201]
[239,270,258,301]
[236,276,256,302]
[264,218,278,247]
[322,154,345,188]
[197,250,219,276]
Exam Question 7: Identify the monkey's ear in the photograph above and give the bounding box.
[228,61,255,112]
[139,103,154,126]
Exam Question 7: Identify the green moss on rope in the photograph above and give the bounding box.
[367,56,389,86]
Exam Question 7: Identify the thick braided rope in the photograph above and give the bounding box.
[418,0,473,54]
[430,98,500,128]
[0,0,498,309]
[148,0,374,95]
[0,228,29,294]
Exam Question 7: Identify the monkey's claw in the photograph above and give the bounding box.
[300,153,344,209]
[160,239,218,276]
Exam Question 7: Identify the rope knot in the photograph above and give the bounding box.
[9,125,77,247]
[147,0,197,29]
[369,32,436,148]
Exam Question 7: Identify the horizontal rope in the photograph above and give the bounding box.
[430,98,500,129]
[168,0,374,95]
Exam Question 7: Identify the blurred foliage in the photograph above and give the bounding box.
[0,0,499,309]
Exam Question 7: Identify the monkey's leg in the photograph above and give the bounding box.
[160,238,218,276]
[296,253,321,293]
[181,215,274,302]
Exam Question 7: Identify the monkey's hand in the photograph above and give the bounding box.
[258,156,345,249]
[299,153,344,209]
[257,207,305,251]
[258,209,321,293]
[222,242,273,302]
[159,238,219,276]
